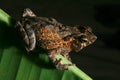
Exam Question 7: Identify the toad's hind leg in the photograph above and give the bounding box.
[48,48,74,70]
[15,21,36,52]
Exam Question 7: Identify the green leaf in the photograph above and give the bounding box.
[0,8,93,80]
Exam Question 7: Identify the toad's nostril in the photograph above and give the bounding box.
[91,35,97,43]
[94,36,97,40]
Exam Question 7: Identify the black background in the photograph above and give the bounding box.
[0,0,120,80]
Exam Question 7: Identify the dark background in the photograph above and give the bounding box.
[0,0,120,80]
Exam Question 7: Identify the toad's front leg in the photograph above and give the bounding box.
[48,48,74,70]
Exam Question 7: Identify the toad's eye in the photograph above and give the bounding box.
[77,35,88,43]
[81,38,88,43]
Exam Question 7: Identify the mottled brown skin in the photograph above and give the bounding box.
[15,8,97,69]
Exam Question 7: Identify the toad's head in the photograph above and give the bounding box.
[71,26,97,52]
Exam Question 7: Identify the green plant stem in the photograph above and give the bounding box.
[56,54,93,80]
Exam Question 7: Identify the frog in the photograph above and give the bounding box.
[15,8,97,69]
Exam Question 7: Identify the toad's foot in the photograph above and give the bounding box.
[55,58,75,70]
[48,48,75,70]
